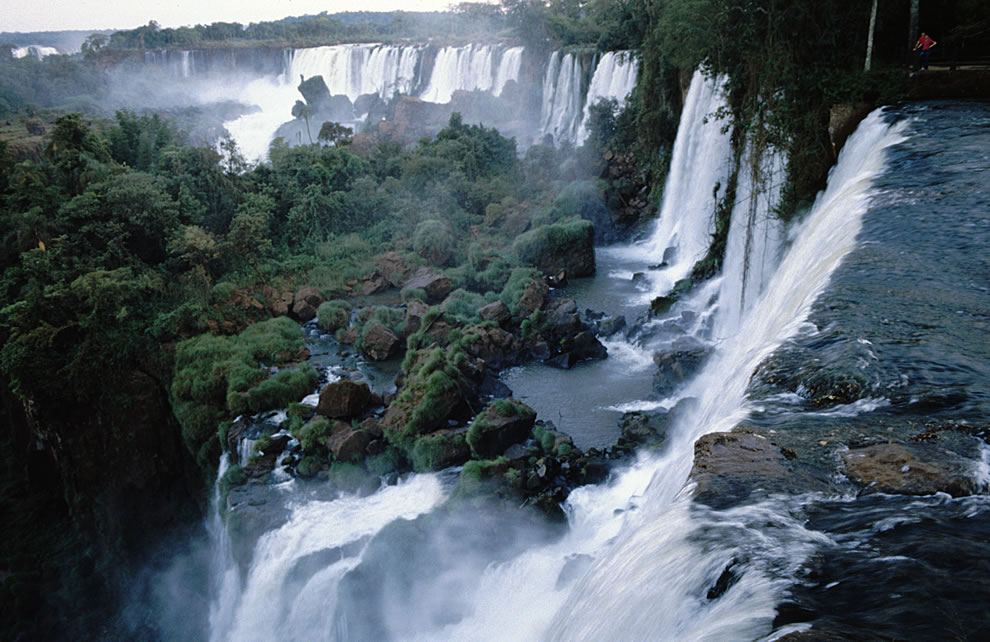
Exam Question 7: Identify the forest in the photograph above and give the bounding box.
[2,0,990,638]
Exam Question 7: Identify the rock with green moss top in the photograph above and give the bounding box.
[411,428,471,472]
[467,399,537,459]
[296,455,324,478]
[317,380,371,419]
[512,217,596,278]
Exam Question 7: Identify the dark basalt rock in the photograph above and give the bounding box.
[327,424,374,463]
[478,300,511,326]
[545,331,607,369]
[653,337,710,396]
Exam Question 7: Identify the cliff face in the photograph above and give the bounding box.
[1,369,205,640]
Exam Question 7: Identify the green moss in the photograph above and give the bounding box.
[294,416,331,452]
[512,217,594,266]
[296,455,323,478]
[499,267,542,315]
[316,299,351,333]
[366,447,406,477]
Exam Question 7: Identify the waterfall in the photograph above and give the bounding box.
[11,45,59,59]
[420,44,496,103]
[493,46,525,96]
[625,70,733,304]
[290,44,423,102]
[575,51,639,145]
[536,51,587,146]
[544,109,907,639]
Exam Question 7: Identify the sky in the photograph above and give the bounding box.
[3,0,470,33]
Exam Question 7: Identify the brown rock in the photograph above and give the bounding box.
[478,300,511,326]
[468,399,537,459]
[362,322,400,361]
[317,380,372,419]
[842,443,978,497]
[403,267,452,303]
[361,271,390,296]
[404,300,430,336]
[375,251,415,287]
[328,426,373,463]
[516,280,549,318]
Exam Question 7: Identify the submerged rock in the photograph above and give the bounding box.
[842,442,979,497]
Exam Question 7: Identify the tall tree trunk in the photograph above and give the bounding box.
[865,0,878,71]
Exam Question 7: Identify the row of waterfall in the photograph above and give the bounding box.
[204,70,915,639]
[140,43,638,160]
[9,45,60,59]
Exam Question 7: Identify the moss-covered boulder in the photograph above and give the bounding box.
[403,267,452,303]
[512,217,596,278]
[410,428,471,472]
[361,322,400,361]
[466,399,537,459]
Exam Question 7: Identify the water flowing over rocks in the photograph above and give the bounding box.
[842,442,979,497]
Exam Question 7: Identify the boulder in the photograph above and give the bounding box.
[403,267,452,303]
[327,425,374,463]
[546,331,607,369]
[842,443,978,497]
[690,431,802,509]
[291,287,324,322]
[411,428,472,471]
[468,399,537,459]
[461,326,524,369]
[362,323,400,361]
[516,279,549,318]
[375,251,415,288]
[317,380,372,419]
[619,410,672,449]
[478,300,511,326]
[361,271,390,296]
[653,338,710,396]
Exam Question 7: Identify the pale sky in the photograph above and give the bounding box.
[3,0,470,33]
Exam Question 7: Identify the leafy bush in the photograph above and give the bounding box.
[499,267,542,315]
[412,219,454,266]
[294,416,331,452]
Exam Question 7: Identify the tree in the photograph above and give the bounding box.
[317,121,353,147]
[80,33,108,58]
[291,100,314,145]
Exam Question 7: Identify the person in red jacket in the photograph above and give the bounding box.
[913,32,937,70]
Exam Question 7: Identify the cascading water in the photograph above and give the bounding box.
[493,46,525,96]
[291,44,422,102]
[419,44,496,103]
[623,69,733,304]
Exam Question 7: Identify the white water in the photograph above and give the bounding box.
[544,108,906,638]
[210,474,447,641]
[623,69,733,304]
[715,141,788,338]
[292,44,422,102]
[536,51,587,146]
[575,51,639,146]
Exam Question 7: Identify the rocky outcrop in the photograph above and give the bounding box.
[361,322,400,361]
[842,442,979,497]
[317,380,372,419]
[328,423,374,463]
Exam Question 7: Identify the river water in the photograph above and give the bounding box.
[193,94,990,640]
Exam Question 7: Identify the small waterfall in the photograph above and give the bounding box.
[626,70,733,304]
[536,51,587,146]
[545,109,907,638]
[575,51,639,145]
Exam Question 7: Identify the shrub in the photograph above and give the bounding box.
[441,288,487,325]
[366,446,406,477]
[412,219,454,266]
[296,455,322,478]
[499,267,542,315]
[294,416,331,452]
[410,432,468,472]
